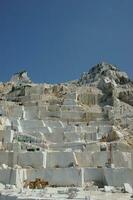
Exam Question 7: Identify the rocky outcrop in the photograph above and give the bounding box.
[10,70,31,86]
[79,62,130,86]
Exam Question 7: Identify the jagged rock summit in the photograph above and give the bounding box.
[79,62,130,86]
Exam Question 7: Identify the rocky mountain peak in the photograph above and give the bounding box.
[79,62,129,86]
[89,62,117,74]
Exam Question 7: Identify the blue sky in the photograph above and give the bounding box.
[0,0,133,83]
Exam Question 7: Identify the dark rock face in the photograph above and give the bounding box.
[118,90,133,106]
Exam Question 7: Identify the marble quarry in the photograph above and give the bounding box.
[0,63,133,199]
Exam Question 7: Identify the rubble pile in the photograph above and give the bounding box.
[0,62,133,199]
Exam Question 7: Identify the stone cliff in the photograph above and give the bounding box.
[0,62,133,194]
